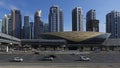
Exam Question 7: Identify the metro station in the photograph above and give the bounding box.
[1,31,120,52]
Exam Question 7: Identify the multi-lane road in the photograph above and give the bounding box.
[0,51,119,68]
[0,52,119,63]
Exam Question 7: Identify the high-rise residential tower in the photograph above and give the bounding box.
[43,23,49,33]
[2,14,12,35]
[11,9,22,38]
[7,14,12,36]
[23,16,30,39]
[72,7,84,31]
[86,9,96,21]
[34,10,43,39]
[0,19,2,32]
[86,9,99,32]
[30,22,34,39]
[106,11,120,38]
[49,5,63,32]
[2,14,8,34]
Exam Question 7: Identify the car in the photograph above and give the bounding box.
[79,56,90,61]
[42,56,54,61]
[13,57,23,62]
[49,55,56,58]
[34,52,39,54]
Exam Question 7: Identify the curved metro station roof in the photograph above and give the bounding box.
[41,31,110,43]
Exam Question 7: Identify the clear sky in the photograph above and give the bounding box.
[0,0,120,32]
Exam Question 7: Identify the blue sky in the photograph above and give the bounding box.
[0,0,120,32]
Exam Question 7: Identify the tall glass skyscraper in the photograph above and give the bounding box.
[34,10,43,39]
[86,9,96,21]
[72,7,84,31]
[0,19,2,32]
[49,5,63,32]
[2,14,12,34]
[43,23,49,33]
[86,9,99,32]
[23,16,30,39]
[30,22,34,39]
[106,11,120,38]
[11,9,22,39]
[2,14,8,34]
[7,14,12,36]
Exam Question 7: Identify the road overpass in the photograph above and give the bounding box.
[0,32,21,45]
[0,32,21,52]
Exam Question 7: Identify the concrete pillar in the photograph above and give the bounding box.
[6,46,9,52]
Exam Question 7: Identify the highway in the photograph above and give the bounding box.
[0,52,119,63]
[0,52,119,68]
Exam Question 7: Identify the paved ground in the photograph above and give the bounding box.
[0,63,120,68]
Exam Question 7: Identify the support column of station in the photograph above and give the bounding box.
[6,46,9,52]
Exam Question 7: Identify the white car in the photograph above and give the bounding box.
[13,57,23,62]
[79,56,90,61]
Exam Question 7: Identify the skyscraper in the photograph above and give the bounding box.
[43,23,49,33]
[7,14,12,36]
[23,16,30,39]
[86,9,96,21]
[2,14,8,34]
[34,10,43,39]
[11,9,22,38]
[2,14,12,34]
[106,11,120,38]
[30,22,34,39]
[49,5,63,32]
[72,7,84,31]
[0,19,2,32]
[86,9,99,32]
